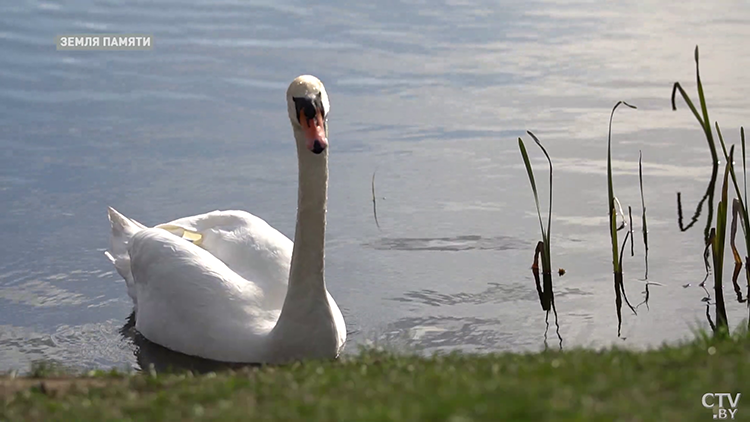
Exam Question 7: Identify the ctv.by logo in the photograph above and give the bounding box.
[702,393,741,419]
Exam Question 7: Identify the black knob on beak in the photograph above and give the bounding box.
[312,140,325,154]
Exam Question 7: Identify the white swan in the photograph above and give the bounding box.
[104,75,346,363]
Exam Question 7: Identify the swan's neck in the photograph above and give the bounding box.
[287,129,328,296]
[267,127,340,362]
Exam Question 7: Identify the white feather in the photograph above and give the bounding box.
[105,75,346,363]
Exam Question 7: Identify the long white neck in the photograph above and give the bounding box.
[281,127,329,305]
[267,124,340,362]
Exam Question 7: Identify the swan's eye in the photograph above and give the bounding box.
[293,94,326,124]
[303,103,316,120]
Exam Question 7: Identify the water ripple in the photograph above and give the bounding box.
[367,235,527,252]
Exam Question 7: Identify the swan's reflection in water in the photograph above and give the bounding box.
[119,312,260,374]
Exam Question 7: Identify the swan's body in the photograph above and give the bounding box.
[105,75,346,363]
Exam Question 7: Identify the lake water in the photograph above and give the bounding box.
[1,0,750,372]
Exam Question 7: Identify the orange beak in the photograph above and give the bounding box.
[299,108,328,154]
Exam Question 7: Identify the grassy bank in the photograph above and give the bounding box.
[2,332,749,422]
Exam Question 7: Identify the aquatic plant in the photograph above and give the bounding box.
[607,101,638,337]
[639,151,649,280]
[715,126,750,330]
[518,131,560,343]
[672,46,749,332]
[635,151,659,311]
[673,47,720,243]
[705,148,732,333]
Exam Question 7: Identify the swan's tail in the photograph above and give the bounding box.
[105,207,147,303]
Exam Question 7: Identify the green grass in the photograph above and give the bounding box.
[2,332,750,422]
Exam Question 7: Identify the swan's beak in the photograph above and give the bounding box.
[295,96,328,154]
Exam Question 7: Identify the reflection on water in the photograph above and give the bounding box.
[118,313,260,373]
[380,316,518,353]
[392,281,590,308]
[1,0,750,371]
[395,284,535,307]
[367,235,527,252]
[120,312,363,373]
[0,321,133,372]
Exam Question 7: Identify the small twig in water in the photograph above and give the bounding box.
[639,151,649,279]
[636,283,651,311]
[635,281,663,311]
[628,206,634,257]
[371,169,381,230]
[618,230,637,316]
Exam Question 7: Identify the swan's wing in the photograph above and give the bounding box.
[156,210,293,308]
[129,228,278,361]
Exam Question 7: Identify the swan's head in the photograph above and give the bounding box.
[287,75,330,155]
